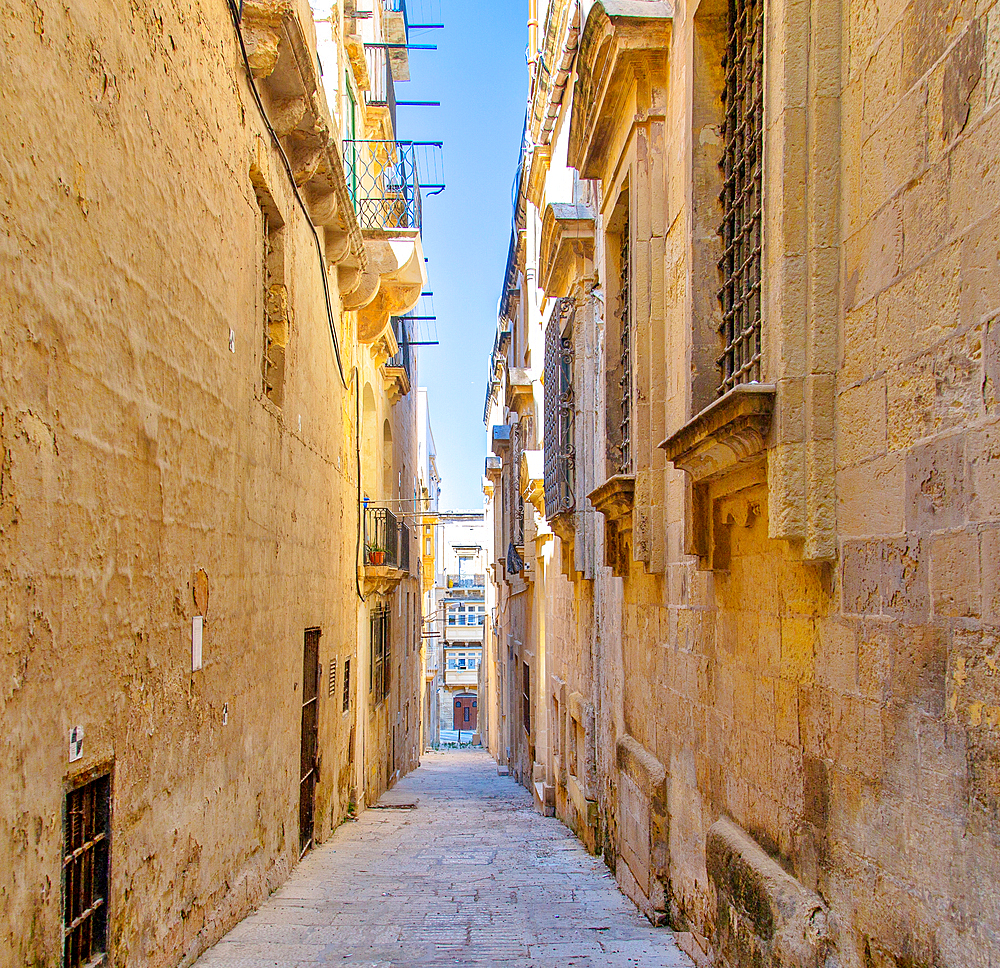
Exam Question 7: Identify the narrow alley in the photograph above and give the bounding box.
[193,751,695,968]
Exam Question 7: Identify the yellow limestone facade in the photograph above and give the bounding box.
[1,0,426,964]
[483,1,1000,967]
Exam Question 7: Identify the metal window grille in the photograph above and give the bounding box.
[718,0,764,394]
[399,521,410,574]
[370,603,391,702]
[63,774,111,968]
[511,421,524,547]
[261,213,278,401]
[343,658,351,712]
[618,214,632,474]
[543,300,576,518]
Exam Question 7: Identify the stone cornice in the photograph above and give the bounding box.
[567,1,673,179]
[539,203,596,298]
[659,384,775,483]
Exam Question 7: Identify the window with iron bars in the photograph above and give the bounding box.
[510,420,525,547]
[63,773,111,968]
[543,300,575,518]
[343,658,351,712]
[618,211,632,475]
[717,0,764,395]
[370,602,391,703]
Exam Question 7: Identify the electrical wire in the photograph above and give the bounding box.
[225,0,348,389]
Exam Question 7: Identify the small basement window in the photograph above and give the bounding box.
[63,772,112,968]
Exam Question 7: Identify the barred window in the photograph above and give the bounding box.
[370,603,391,702]
[618,211,632,474]
[718,0,764,394]
[511,420,524,547]
[543,300,576,518]
[64,773,111,968]
[328,656,338,698]
[343,658,351,712]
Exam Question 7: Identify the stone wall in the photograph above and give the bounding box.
[488,0,1000,966]
[0,0,423,964]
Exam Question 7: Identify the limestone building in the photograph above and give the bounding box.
[1,0,433,965]
[483,1,1000,966]
[426,511,487,743]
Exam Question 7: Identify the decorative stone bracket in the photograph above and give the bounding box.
[588,475,635,578]
[520,450,545,516]
[359,564,405,598]
[707,818,836,968]
[659,385,775,569]
[241,0,366,278]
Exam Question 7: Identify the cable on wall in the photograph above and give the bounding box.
[225,0,349,389]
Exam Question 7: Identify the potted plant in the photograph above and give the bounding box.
[366,544,386,566]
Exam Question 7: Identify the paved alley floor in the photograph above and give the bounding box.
[194,749,694,968]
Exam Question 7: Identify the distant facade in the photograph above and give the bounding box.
[428,512,487,742]
[1,1,431,965]
[417,387,442,750]
[484,2,1000,967]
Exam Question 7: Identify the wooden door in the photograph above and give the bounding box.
[453,695,478,731]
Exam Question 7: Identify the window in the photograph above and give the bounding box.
[343,658,351,712]
[522,661,531,735]
[617,209,632,473]
[329,656,338,698]
[251,172,289,409]
[543,299,576,517]
[370,603,391,703]
[63,773,111,968]
[718,0,764,394]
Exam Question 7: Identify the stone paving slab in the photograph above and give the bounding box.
[194,750,694,968]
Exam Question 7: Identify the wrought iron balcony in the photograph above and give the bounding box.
[447,574,485,589]
[364,505,399,569]
[363,45,396,133]
[343,140,422,232]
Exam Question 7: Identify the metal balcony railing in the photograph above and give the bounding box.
[447,574,485,589]
[364,506,399,568]
[387,315,413,382]
[343,140,422,232]
[400,521,411,574]
[363,45,397,134]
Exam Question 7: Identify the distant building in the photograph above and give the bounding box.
[429,512,487,742]
[417,388,442,750]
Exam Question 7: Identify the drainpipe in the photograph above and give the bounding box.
[527,0,538,87]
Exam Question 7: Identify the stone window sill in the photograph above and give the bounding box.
[658,384,775,482]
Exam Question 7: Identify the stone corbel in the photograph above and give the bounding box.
[550,511,576,580]
[588,475,635,579]
[520,450,545,516]
[539,203,595,298]
[240,0,292,78]
[526,145,551,208]
[659,384,775,568]
[355,235,426,343]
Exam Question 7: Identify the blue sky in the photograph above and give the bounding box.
[401,1,527,511]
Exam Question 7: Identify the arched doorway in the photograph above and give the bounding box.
[453,693,478,731]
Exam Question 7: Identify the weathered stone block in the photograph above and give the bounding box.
[930,529,981,617]
[707,817,836,968]
[905,434,968,532]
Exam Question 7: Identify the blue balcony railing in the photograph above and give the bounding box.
[343,140,422,232]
